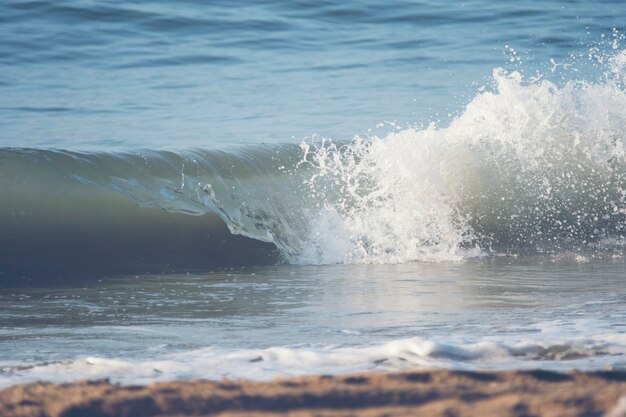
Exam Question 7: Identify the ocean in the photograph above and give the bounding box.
[0,0,625,387]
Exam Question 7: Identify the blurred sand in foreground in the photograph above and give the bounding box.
[2,369,626,417]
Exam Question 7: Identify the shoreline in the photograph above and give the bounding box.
[2,369,626,416]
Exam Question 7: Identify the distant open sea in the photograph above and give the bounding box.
[0,0,625,387]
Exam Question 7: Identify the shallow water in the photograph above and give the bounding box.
[1,0,626,387]
[1,256,626,386]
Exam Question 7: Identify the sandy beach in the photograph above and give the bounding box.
[2,369,626,417]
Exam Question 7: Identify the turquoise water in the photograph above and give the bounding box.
[1,0,625,387]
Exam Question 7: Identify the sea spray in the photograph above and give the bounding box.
[290,63,625,263]
[1,52,625,267]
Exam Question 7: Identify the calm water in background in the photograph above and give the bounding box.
[1,0,624,149]
[1,0,626,386]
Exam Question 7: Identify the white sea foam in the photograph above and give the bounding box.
[1,328,624,388]
[283,55,626,264]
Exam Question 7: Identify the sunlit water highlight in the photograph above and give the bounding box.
[1,258,626,387]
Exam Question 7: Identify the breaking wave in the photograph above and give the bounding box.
[293,63,626,263]
[1,51,625,273]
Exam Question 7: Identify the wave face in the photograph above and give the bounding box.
[2,56,626,272]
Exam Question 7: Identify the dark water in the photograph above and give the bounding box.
[1,0,625,387]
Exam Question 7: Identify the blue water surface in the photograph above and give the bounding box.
[0,0,624,150]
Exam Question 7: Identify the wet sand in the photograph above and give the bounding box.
[3,369,626,416]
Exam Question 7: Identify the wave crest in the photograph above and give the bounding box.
[2,54,625,268]
[286,64,626,263]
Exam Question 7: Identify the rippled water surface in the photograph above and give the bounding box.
[1,257,626,386]
[1,0,624,149]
